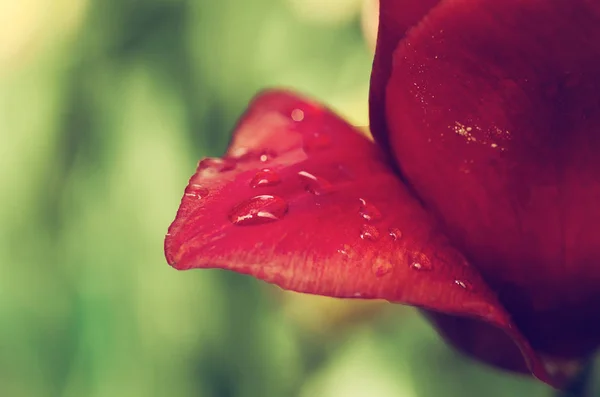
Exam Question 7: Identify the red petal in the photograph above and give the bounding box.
[369,0,443,152]
[383,0,600,367]
[165,90,558,387]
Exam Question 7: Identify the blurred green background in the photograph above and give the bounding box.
[1,1,596,396]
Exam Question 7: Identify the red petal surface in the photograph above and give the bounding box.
[382,0,600,368]
[165,90,559,386]
[369,0,443,154]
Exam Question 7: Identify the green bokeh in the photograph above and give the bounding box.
[1,1,594,396]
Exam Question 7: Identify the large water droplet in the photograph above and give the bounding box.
[185,184,209,199]
[303,132,332,152]
[229,195,288,226]
[250,169,281,188]
[388,228,402,241]
[454,280,473,290]
[298,171,332,195]
[359,198,382,222]
[198,157,236,175]
[410,252,433,271]
[360,224,380,241]
[372,258,393,277]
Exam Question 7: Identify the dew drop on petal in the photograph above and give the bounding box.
[359,198,382,222]
[337,244,355,259]
[388,228,402,241]
[372,258,393,277]
[259,150,278,163]
[298,171,332,195]
[360,224,380,241]
[291,108,305,122]
[409,252,433,271]
[198,157,237,174]
[250,169,281,188]
[229,195,288,226]
[184,184,209,199]
[229,149,278,164]
[455,280,473,290]
[231,149,276,164]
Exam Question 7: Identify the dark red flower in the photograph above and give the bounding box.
[165,0,600,389]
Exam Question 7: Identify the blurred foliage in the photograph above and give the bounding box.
[1,0,597,396]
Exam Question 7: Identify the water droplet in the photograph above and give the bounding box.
[228,149,279,165]
[388,228,402,240]
[454,280,473,290]
[229,195,288,226]
[185,184,209,199]
[372,258,393,277]
[198,157,236,174]
[359,198,382,222]
[231,149,278,164]
[360,224,380,241]
[410,253,433,271]
[291,108,305,122]
[298,171,332,195]
[303,132,332,152]
[249,169,281,188]
[337,244,355,259]
[259,150,278,163]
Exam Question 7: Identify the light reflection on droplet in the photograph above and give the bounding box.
[229,195,288,226]
[360,224,380,241]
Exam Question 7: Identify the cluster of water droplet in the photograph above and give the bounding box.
[353,196,474,290]
[229,150,287,226]
[355,198,404,277]
[358,199,406,248]
[227,107,342,226]
[183,105,474,292]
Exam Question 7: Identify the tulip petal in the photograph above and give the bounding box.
[369,0,443,154]
[380,0,600,375]
[165,90,560,387]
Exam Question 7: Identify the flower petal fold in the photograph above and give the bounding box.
[369,0,443,153]
[165,90,559,387]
